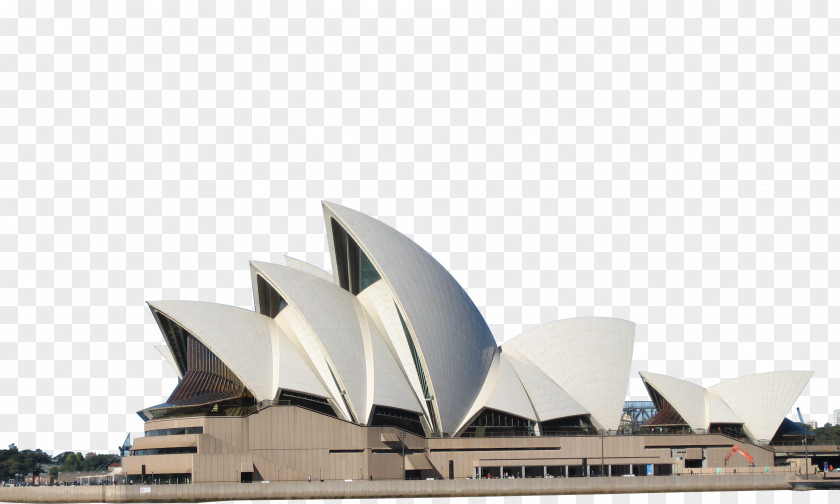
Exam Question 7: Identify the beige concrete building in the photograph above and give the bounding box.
[122,202,814,484]
[122,404,781,483]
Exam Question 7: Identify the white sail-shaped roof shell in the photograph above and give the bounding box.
[279,255,334,283]
[482,354,538,422]
[503,317,635,431]
[251,261,368,421]
[323,201,498,435]
[455,353,540,435]
[708,371,813,442]
[148,300,279,402]
[504,351,589,422]
[707,393,741,424]
[251,260,422,423]
[357,279,430,419]
[272,323,331,400]
[639,370,813,442]
[640,372,708,430]
[367,311,424,416]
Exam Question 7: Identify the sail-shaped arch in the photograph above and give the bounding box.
[322,201,499,436]
[503,317,636,431]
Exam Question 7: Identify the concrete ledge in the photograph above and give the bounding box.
[0,474,795,503]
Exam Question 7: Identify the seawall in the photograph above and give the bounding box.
[0,474,796,502]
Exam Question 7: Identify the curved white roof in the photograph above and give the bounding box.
[482,354,538,422]
[323,201,498,435]
[708,371,813,442]
[638,370,813,441]
[707,392,741,424]
[148,300,278,402]
[504,351,588,422]
[250,260,370,421]
[280,255,334,283]
[142,204,815,444]
[503,317,635,431]
[366,308,424,416]
[639,372,707,430]
[272,317,330,400]
[357,278,431,420]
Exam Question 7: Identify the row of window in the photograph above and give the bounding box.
[132,447,198,456]
[146,426,203,437]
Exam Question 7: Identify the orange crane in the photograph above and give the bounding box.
[724,444,755,467]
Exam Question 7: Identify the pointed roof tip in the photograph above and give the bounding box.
[708,369,815,388]
[321,199,341,211]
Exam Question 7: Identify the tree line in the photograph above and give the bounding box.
[0,444,119,481]
[813,423,840,445]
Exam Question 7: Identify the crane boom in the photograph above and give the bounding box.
[724,444,755,466]
[797,407,805,424]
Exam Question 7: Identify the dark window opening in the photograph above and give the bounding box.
[140,315,259,421]
[461,408,535,437]
[166,332,243,403]
[396,306,429,399]
[146,426,203,437]
[128,473,191,485]
[276,390,337,418]
[141,394,257,421]
[369,405,426,437]
[331,218,380,295]
[131,447,197,456]
[709,423,746,439]
[685,459,704,469]
[326,361,355,422]
[540,415,597,436]
[153,310,189,375]
[358,247,380,292]
[641,384,690,434]
[395,305,438,435]
[257,275,287,318]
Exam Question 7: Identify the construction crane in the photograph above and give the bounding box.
[797,407,805,424]
[724,444,755,467]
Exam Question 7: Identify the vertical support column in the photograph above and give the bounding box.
[608,465,611,477]
[543,466,547,478]
[521,465,525,478]
[477,466,481,479]
[500,466,504,478]
[563,465,567,477]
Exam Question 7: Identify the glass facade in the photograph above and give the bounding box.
[461,408,535,437]
[641,387,691,434]
[146,426,204,437]
[331,218,380,295]
[540,415,597,436]
[709,423,746,438]
[357,247,380,292]
[276,390,337,418]
[370,405,425,437]
[131,447,198,456]
[395,304,439,435]
[142,311,257,421]
[257,275,288,318]
[396,305,429,400]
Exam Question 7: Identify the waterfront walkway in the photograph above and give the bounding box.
[0,473,795,502]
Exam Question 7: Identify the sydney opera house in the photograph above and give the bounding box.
[121,202,814,483]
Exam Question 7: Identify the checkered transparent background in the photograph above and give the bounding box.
[1,1,839,502]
